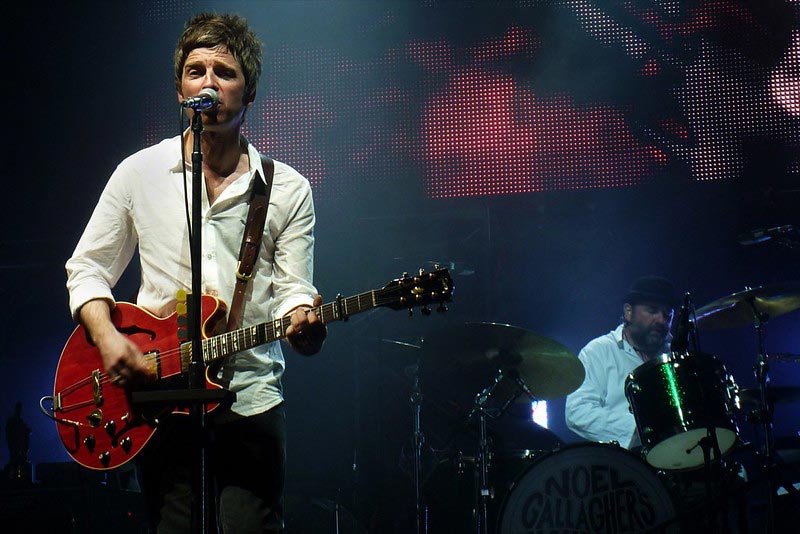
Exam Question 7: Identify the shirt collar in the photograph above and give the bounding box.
[167,134,265,183]
[613,323,626,349]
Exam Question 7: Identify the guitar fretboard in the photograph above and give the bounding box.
[200,289,380,364]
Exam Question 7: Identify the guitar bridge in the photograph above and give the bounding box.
[92,370,104,406]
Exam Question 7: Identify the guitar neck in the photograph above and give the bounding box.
[201,290,378,365]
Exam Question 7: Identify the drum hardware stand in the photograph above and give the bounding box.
[695,428,725,533]
[409,358,427,534]
[466,363,538,534]
[749,301,780,532]
[467,368,507,534]
[689,311,729,534]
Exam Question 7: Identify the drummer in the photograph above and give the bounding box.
[565,276,677,448]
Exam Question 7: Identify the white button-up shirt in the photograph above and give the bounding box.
[66,135,317,416]
[565,324,668,448]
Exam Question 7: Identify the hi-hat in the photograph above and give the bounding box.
[421,322,584,400]
[695,283,800,330]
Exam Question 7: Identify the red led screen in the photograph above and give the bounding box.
[143,1,800,200]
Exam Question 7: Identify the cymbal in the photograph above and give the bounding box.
[738,386,800,407]
[380,338,422,351]
[766,352,800,363]
[695,283,800,330]
[421,322,584,400]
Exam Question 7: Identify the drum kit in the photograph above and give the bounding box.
[404,282,800,534]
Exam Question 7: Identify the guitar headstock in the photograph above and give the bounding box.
[378,266,454,314]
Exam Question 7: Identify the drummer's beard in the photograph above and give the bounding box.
[626,323,668,354]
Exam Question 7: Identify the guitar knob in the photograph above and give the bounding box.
[105,420,116,436]
[120,436,132,453]
[83,434,96,452]
[99,451,111,467]
[87,409,103,428]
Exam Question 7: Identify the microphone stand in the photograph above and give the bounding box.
[130,107,233,533]
[188,106,212,534]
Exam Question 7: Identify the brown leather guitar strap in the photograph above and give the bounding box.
[226,155,274,331]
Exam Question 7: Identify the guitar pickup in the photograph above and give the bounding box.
[145,350,162,380]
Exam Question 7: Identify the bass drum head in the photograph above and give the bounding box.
[497,443,677,534]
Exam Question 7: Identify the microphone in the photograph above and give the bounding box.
[671,292,692,353]
[737,224,797,245]
[181,88,219,110]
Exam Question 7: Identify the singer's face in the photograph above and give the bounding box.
[178,46,250,131]
[624,302,673,352]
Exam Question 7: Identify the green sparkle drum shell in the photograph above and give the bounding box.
[625,352,739,470]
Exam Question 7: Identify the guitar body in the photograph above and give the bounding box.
[53,296,227,470]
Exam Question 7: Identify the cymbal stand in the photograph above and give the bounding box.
[507,368,538,404]
[749,301,777,532]
[750,303,774,458]
[468,369,505,534]
[410,359,426,534]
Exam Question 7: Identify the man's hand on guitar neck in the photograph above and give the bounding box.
[78,299,155,387]
[284,294,327,356]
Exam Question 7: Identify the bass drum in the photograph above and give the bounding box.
[497,443,678,534]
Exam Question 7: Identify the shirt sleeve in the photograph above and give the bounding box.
[270,175,317,318]
[65,165,138,320]
[565,345,637,446]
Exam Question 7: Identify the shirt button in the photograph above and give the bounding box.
[206,254,213,260]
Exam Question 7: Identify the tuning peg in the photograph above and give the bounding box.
[401,272,409,279]
[418,267,425,276]
[421,306,431,316]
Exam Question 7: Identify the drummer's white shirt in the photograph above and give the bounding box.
[565,324,668,448]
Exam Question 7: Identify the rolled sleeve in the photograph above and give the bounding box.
[271,178,317,318]
[66,166,138,320]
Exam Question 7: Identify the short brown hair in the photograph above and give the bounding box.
[174,13,262,103]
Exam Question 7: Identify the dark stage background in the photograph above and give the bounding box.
[3,0,799,531]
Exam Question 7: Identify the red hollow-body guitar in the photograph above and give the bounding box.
[50,268,452,471]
